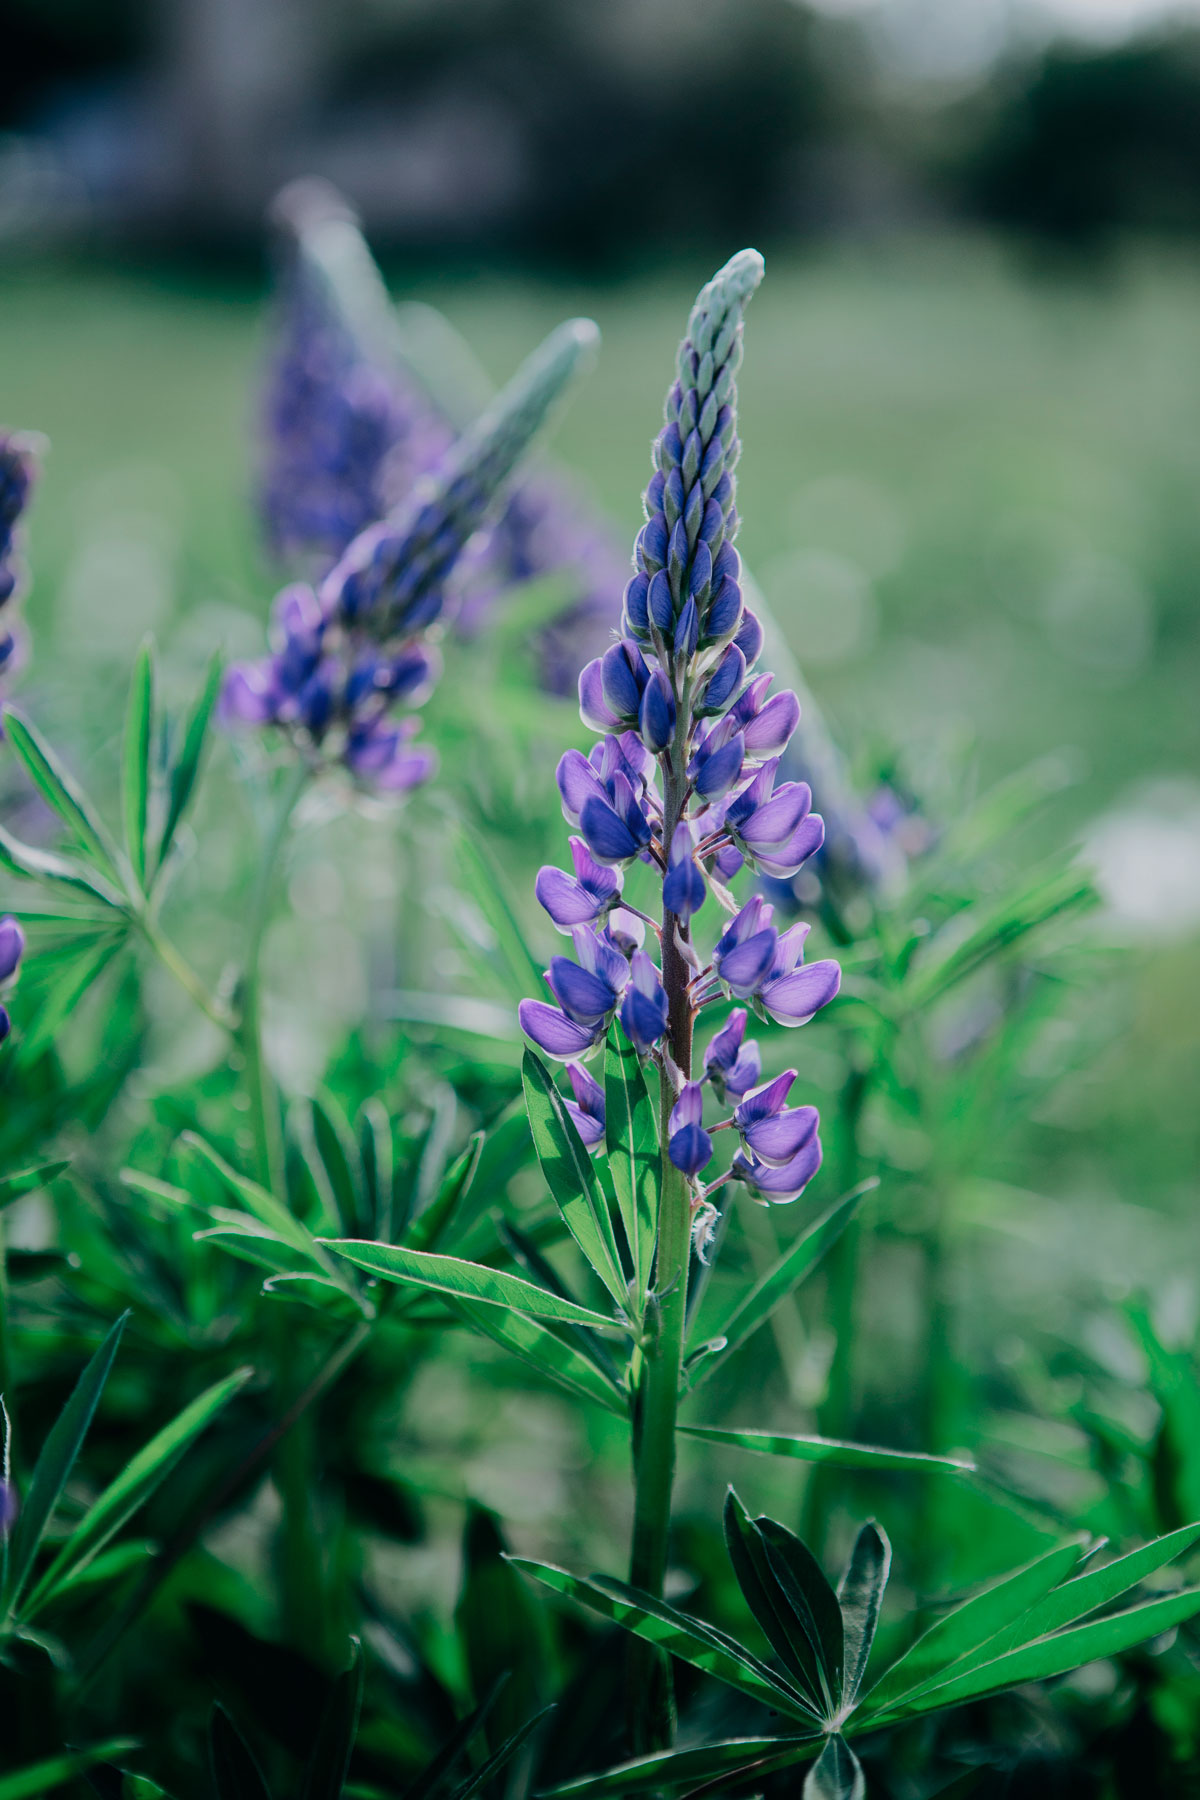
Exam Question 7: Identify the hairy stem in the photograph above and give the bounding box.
[627,739,695,1754]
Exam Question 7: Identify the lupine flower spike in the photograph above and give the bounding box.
[521,249,840,1218]
[0,430,42,720]
[0,914,25,1044]
[225,315,599,793]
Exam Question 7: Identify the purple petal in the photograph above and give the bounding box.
[705,1008,747,1073]
[579,795,642,866]
[741,1104,819,1168]
[742,690,801,758]
[669,1123,714,1177]
[738,782,813,853]
[567,1060,606,1120]
[547,957,620,1028]
[565,1102,606,1150]
[735,1070,797,1127]
[557,749,607,829]
[579,658,621,734]
[725,1044,762,1097]
[694,732,745,802]
[535,866,607,930]
[518,1000,601,1061]
[669,1080,706,1132]
[753,814,826,879]
[715,928,778,998]
[735,1133,823,1202]
[759,960,842,1028]
[0,916,24,983]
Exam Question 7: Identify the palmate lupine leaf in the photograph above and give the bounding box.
[21,1366,253,1618]
[323,1238,627,1333]
[603,1026,658,1297]
[2,707,124,884]
[2,1312,128,1613]
[522,1049,629,1310]
[122,638,154,892]
[509,1560,816,1723]
[857,1538,1088,1719]
[690,1184,870,1384]
[679,1424,972,1475]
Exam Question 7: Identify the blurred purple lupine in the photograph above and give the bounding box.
[257,182,623,699]
[0,914,25,1044]
[520,251,839,1212]
[0,431,41,713]
[226,317,600,793]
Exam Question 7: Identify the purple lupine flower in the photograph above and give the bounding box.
[536,837,623,932]
[0,914,24,1046]
[228,314,598,795]
[0,431,41,711]
[758,922,842,1028]
[703,1009,762,1102]
[733,1073,819,1169]
[564,1062,606,1150]
[618,951,669,1055]
[731,1133,823,1204]
[662,822,706,922]
[519,253,838,1221]
[724,759,825,879]
[668,1083,713,1177]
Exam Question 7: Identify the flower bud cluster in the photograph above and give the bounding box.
[226,318,600,793]
[0,913,25,1044]
[520,252,840,1206]
[0,431,41,708]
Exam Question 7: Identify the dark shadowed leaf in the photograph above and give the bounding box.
[603,1026,658,1296]
[538,1737,819,1800]
[300,1639,363,1800]
[0,1744,136,1800]
[452,1298,627,1415]
[722,1491,834,1717]
[3,1312,129,1610]
[680,1425,971,1474]
[209,1705,272,1800]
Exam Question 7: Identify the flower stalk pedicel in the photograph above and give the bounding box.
[518,251,840,1749]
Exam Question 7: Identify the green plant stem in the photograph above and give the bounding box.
[133,912,235,1032]
[241,761,308,1194]
[627,740,694,1755]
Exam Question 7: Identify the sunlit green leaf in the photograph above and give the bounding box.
[839,1524,892,1707]
[538,1737,818,1800]
[323,1239,627,1332]
[452,1299,626,1416]
[680,1424,972,1475]
[2,707,123,882]
[604,1026,658,1297]
[0,1160,69,1210]
[155,652,221,885]
[804,1735,863,1800]
[522,1049,628,1309]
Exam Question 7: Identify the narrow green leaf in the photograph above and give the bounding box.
[539,1738,819,1800]
[522,1049,628,1308]
[182,1132,357,1296]
[22,1367,252,1617]
[405,1131,483,1252]
[760,1515,845,1715]
[311,1092,367,1237]
[722,1491,833,1716]
[123,639,155,890]
[681,1425,973,1475]
[804,1735,863,1800]
[860,1540,1086,1720]
[155,652,221,883]
[0,820,126,909]
[359,1096,394,1240]
[604,1026,658,1297]
[880,1585,1200,1722]
[0,1742,137,1800]
[2,707,122,881]
[452,1298,627,1416]
[209,1705,271,1800]
[323,1239,626,1332]
[0,1161,69,1210]
[694,1184,870,1380]
[510,1559,814,1723]
[498,1218,623,1385]
[404,1685,504,1800]
[448,1705,554,1800]
[1017,1521,1200,1647]
[301,1639,363,1800]
[3,1312,129,1610]
[838,1525,891,1708]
